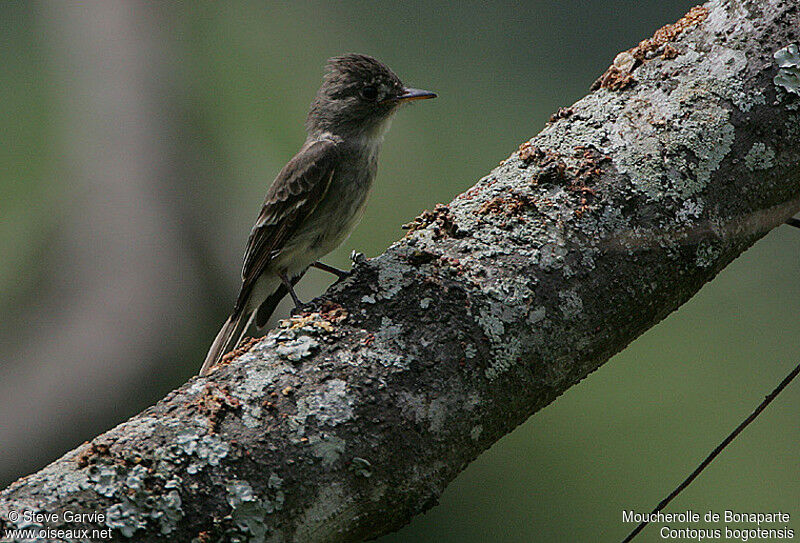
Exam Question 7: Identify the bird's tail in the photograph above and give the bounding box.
[199,309,254,376]
[255,283,289,329]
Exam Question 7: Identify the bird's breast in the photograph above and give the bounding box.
[315,157,376,242]
[284,149,378,267]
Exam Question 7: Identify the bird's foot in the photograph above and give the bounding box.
[288,302,313,317]
[278,271,305,308]
[311,261,351,281]
[350,250,366,266]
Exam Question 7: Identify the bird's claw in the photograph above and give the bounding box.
[311,261,351,281]
[350,250,366,266]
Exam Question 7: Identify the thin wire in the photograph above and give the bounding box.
[621,361,800,543]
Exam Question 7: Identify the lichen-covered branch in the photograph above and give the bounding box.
[2,1,800,541]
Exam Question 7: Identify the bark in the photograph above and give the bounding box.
[2,1,800,541]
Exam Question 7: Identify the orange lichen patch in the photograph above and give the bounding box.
[638,5,708,59]
[192,383,241,431]
[402,203,457,239]
[567,184,598,196]
[517,143,569,186]
[92,442,111,455]
[218,336,261,367]
[662,43,680,60]
[281,301,347,331]
[592,51,638,91]
[518,141,545,163]
[549,106,574,123]
[570,187,598,218]
[565,146,609,217]
[459,187,481,200]
[569,146,607,184]
[477,198,508,215]
[438,255,466,274]
[591,5,708,91]
[76,440,113,468]
[534,156,568,185]
[478,192,538,217]
[318,301,348,324]
[594,67,636,91]
[283,313,333,332]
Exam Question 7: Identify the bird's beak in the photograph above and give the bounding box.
[395,87,437,102]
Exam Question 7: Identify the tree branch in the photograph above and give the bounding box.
[2,1,799,541]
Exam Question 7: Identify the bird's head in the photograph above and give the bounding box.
[306,54,436,139]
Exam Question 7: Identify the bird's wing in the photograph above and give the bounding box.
[235,138,338,312]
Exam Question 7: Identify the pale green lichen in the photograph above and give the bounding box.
[106,489,183,537]
[437,30,750,382]
[176,428,230,468]
[532,41,744,203]
[676,199,704,223]
[470,425,483,441]
[267,473,283,490]
[376,258,406,299]
[296,379,353,427]
[106,501,148,537]
[104,474,183,537]
[349,457,373,478]
[40,467,91,502]
[290,379,354,443]
[228,362,289,429]
[308,434,346,467]
[467,277,532,380]
[731,89,766,113]
[464,343,477,359]
[427,398,449,434]
[476,306,504,342]
[275,335,318,361]
[558,289,583,319]
[774,44,800,96]
[695,241,720,268]
[744,142,776,171]
[527,306,547,325]
[485,336,524,380]
[88,464,119,498]
[241,405,263,429]
[225,480,272,543]
[378,317,403,341]
[124,465,149,491]
[152,487,183,535]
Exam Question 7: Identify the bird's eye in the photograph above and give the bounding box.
[361,85,379,101]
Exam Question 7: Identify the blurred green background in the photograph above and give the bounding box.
[1,1,797,541]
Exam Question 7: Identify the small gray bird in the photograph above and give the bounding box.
[200,54,436,376]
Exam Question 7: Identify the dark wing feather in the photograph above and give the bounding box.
[234,138,338,312]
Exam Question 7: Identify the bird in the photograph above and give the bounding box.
[200,54,436,376]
